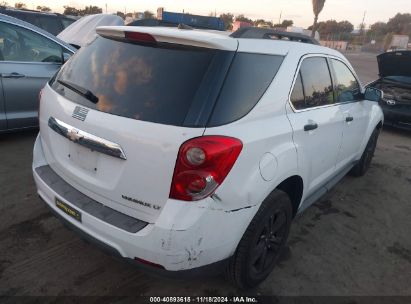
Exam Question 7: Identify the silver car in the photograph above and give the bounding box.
[0,13,75,132]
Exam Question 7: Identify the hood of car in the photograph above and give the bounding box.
[377,51,411,78]
[57,14,124,48]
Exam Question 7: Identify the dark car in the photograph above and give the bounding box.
[370,50,411,130]
[0,7,75,35]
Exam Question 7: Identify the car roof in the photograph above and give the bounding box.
[0,13,76,53]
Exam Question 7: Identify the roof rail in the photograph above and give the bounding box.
[230,27,319,45]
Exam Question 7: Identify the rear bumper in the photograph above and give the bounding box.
[40,195,229,277]
[33,134,256,273]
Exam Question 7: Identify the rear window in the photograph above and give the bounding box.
[51,36,233,127]
[51,36,283,127]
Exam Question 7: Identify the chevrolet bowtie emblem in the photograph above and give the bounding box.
[67,129,83,142]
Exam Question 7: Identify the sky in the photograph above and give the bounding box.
[8,0,411,28]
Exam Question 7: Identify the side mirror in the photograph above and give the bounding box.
[62,52,72,64]
[364,87,384,102]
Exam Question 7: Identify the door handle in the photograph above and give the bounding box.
[304,123,318,131]
[346,116,354,122]
[1,72,25,79]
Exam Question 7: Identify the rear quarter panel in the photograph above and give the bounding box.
[203,53,299,214]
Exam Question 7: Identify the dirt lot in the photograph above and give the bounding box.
[1,53,411,297]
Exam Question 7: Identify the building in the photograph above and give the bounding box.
[232,21,253,31]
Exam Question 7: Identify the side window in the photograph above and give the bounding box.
[331,59,362,103]
[0,22,63,63]
[290,72,305,110]
[290,57,334,110]
[208,53,284,126]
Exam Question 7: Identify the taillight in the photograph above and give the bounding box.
[169,136,243,201]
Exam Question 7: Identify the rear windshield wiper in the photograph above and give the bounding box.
[57,79,99,104]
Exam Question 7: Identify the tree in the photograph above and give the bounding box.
[0,1,8,7]
[63,6,80,16]
[386,13,411,35]
[281,20,293,27]
[116,11,125,19]
[274,19,293,28]
[311,0,326,38]
[369,22,388,36]
[14,2,26,9]
[82,5,102,15]
[235,14,253,24]
[308,19,353,40]
[143,10,154,19]
[337,21,354,33]
[36,5,51,12]
[220,13,234,30]
[255,19,273,28]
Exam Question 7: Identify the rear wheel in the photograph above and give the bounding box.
[350,128,380,177]
[227,190,292,289]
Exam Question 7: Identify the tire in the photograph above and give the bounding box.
[350,128,380,177]
[226,190,292,289]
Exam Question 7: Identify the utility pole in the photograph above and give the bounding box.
[361,11,367,45]
[105,3,107,13]
[278,10,282,25]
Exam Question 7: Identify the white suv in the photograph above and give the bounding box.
[33,26,384,288]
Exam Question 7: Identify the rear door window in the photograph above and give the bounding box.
[291,57,334,110]
[331,59,362,103]
[290,72,305,110]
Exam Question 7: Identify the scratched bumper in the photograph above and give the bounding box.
[33,134,258,271]
[41,195,229,277]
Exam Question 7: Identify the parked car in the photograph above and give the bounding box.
[0,7,76,35]
[369,50,411,130]
[57,14,124,49]
[33,26,384,289]
[0,13,76,132]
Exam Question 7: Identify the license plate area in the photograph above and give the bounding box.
[68,143,98,173]
[55,197,82,222]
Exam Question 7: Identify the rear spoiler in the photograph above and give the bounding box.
[96,26,238,51]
